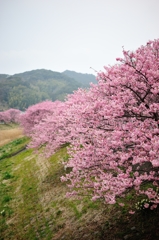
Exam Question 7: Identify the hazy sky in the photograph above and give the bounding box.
[0,0,159,75]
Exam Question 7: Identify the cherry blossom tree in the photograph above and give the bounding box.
[26,39,159,209]
[0,108,22,124]
[26,100,69,152]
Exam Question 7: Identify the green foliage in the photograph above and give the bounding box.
[8,85,42,110]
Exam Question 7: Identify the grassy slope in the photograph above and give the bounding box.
[0,126,159,240]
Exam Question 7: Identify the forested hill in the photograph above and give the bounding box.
[62,70,97,87]
[0,69,96,111]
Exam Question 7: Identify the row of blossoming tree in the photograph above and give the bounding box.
[0,108,22,124]
[20,39,159,211]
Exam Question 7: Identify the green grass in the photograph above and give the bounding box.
[0,133,159,239]
[0,136,29,161]
[0,142,104,239]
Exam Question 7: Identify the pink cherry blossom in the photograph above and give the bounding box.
[129,210,135,214]
[144,203,149,208]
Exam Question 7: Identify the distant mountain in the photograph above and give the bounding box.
[0,69,96,111]
[62,70,97,87]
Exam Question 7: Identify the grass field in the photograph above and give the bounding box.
[0,125,159,239]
